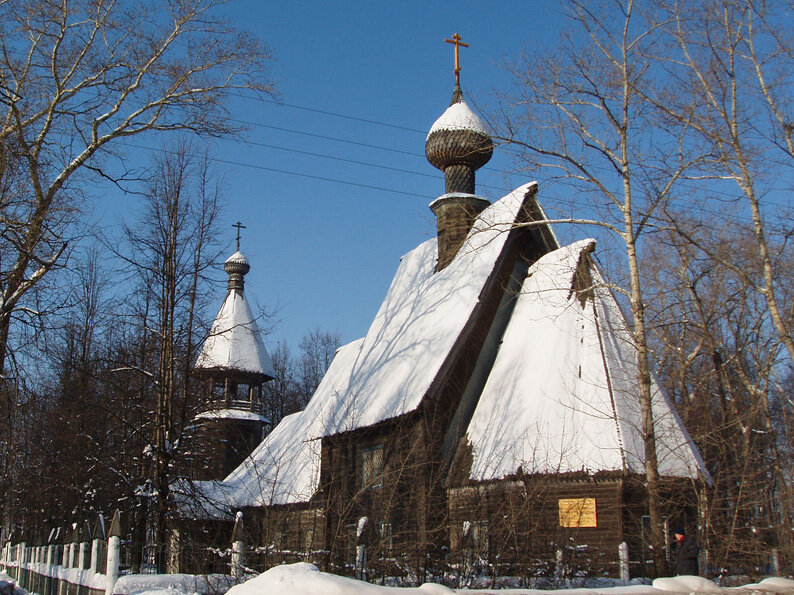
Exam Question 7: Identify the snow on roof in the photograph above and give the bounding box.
[194,409,268,423]
[320,182,539,435]
[225,250,249,266]
[224,339,365,507]
[464,240,708,482]
[194,289,275,378]
[219,185,541,507]
[427,99,490,138]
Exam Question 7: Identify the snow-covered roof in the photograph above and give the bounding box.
[225,250,249,267]
[194,288,275,378]
[214,181,706,510]
[319,182,539,435]
[224,339,365,507]
[194,409,268,423]
[463,240,708,481]
[427,99,490,138]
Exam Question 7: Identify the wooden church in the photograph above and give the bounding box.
[174,44,708,581]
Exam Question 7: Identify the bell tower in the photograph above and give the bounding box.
[186,223,276,480]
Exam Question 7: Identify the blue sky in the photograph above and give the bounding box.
[106,1,572,350]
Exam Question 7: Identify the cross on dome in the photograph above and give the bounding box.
[232,221,246,251]
[444,33,469,83]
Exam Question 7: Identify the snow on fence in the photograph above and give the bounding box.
[0,512,246,595]
[1,511,121,595]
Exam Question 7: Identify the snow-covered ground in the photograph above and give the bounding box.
[5,564,794,595]
[221,564,794,595]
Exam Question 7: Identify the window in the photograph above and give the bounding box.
[558,497,597,528]
[472,520,489,557]
[378,522,393,558]
[300,526,314,552]
[361,445,384,489]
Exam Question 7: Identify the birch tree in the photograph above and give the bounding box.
[653,0,794,562]
[655,0,794,362]
[494,0,701,573]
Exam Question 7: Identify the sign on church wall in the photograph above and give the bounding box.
[558,497,597,528]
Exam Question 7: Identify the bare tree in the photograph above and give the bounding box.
[654,0,794,362]
[114,141,223,571]
[647,0,794,567]
[644,223,786,571]
[0,0,273,415]
[297,328,341,408]
[493,0,704,573]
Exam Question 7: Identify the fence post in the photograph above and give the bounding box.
[61,526,69,567]
[619,541,630,582]
[18,541,26,585]
[70,525,80,568]
[105,511,121,595]
[34,534,42,594]
[230,512,245,581]
[91,520,103,574]
[78,523,87,571]
[45,532,54,595]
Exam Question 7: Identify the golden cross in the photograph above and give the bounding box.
[444,33,469,82]
[232,221,246,251]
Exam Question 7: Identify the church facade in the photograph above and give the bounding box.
[175,65,707,582]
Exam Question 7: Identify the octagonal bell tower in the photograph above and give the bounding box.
[187,226,276,481]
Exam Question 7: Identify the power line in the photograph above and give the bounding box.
[225,91,519,174]
[236,120,514,177]
[238,138,512,195]
[116,139,781,228]
[115,88,789,227]
[240,120,424,158]
[227,89,784,214]
[118,141,437,199]
[226,90,428,135]
[240,138,437,178]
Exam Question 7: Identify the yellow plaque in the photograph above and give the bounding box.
[558,497,597,528]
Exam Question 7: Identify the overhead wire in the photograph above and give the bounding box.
[237,138,513,195]
[227,91,784,209]
[113,91,788,227]
[117,141,438,200]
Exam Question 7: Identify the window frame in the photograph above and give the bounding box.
[361,445,385,490]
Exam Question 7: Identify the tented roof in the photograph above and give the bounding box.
[194,287,275,379]
[463,240,707,481]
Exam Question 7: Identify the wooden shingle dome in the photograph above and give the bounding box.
[425,83,493,195]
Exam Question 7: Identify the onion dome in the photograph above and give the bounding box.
[225,250,250,291]
[425,84,493,195]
